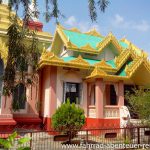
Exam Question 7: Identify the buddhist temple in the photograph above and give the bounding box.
[0,2,150,131]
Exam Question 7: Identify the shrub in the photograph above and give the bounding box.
[52,99,85,142]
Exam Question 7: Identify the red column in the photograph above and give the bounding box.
[118,80,124,106]
[95,78,104,118]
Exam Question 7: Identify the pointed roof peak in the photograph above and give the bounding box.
[57,23,65,30]
[69,27,81,33]
[108,31,114,37]
[85,28,103,37]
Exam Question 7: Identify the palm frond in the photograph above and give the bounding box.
[88,0,97,22]
[98,0,109,12]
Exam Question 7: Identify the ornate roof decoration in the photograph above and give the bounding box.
[125,58,143,77]
[66,38,78,49]
[69,55,89,66]
[80,43,95,51]
[96,32,122,53]
[57,24,65,30]
[40,51,64,63]
[87,66,107,79]
[114,49,131,67]
[39,54,91,69]
[143,59,150,72]
[84,29,103,37]
[69,28,81,33]
[120,38,147,57]
[0,38,8,65]
[95,59,112,69]
[40,51,53,60]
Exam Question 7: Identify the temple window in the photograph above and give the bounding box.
[12,83,26,110]
[63,82,82,104]
[90,84,95,105]
[0,59,4,108]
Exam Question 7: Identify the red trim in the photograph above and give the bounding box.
[85,118,120,129]
[44,117,52,131]
[14,117,42,124]
[43,117,120,130]
[0,118,16,125]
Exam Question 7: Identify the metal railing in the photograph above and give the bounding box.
[0,126,150,150]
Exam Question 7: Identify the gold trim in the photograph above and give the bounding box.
[80,43,95,51]
[84,29,103,37]
[95,59,112,69]
[69,28,81,33]
[96,32,122,53]
[69,55,89,65]
[40,51,64,63]
[91,66,107,76]
[67,38,78,49]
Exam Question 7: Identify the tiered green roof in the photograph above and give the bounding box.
[62,56,116,68]
[63,29,128,50]
[39,25,150,85]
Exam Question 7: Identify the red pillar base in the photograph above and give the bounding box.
[14,117,42,130]
[0,118,16,132]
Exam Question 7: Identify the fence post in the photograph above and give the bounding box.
[86,130,88,141]
[124,128,126,141]
[86,130,88,150]
[30,132,33,149]
[137,127,140,144]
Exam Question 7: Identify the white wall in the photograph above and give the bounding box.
[56,68,88,108]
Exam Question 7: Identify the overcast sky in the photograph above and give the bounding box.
[29,0,150,55]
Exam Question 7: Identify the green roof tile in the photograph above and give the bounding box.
[62,56,99,65]
[117,60,133,76]
[119,69,126,76]
[63,29,130,52]
[119,41,128,49]
[62,56,116,68]
[63,30,103,49]
[106,60,116,68]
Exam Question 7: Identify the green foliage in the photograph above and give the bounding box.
[0,131,31,150]
[52,99,85,132]
[124,136,131,144]
[126,88,150,126]
[2,15,39,110]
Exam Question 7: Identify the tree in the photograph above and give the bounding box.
[0,0,109,109]
[52,100,85,142]
[125,88,150,126]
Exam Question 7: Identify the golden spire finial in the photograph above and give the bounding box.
[108,32,113,37]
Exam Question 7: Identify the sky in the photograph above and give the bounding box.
[34,0,150,55]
